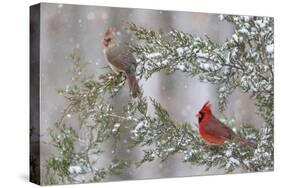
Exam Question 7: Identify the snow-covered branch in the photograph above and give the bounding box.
[45,15,274,184]
[128,15,273,113]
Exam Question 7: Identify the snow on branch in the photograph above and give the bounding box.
[128,15,273,112]
[45,15,274,184]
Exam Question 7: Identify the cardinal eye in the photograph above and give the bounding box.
[106,38,111,42]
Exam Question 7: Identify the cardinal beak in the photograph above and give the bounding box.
[100,38,107,46]
[196,113,201,119]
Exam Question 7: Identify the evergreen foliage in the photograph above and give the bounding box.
[44,15,274,184]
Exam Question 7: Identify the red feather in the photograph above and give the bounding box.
[197,101,256,148]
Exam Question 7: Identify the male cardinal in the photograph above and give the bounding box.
[196,101,256,148]
[101,27,141,98]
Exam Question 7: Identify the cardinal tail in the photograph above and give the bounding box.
[235,136,257,149]
[127,72,141,98]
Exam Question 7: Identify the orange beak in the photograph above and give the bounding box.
[101,38,105,45]
[196,113,201,119]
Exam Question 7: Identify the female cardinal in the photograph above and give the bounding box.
[101,27,141,98]
[196,101,256,148]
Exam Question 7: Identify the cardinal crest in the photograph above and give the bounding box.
[105,27,114,37]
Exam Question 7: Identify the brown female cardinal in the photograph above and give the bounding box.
[196,101,256,148]
[101,27,141,98]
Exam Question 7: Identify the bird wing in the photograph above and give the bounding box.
[106,45,137,73]
[203,115,234,140]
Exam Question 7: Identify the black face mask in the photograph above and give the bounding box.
[198,111,205,124]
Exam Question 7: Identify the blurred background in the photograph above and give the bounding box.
[39,3,263,182]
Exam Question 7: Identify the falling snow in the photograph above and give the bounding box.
[87,12,95,20]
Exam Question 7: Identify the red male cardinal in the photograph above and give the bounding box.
[101,27,141,98]
[196,101,256,148]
